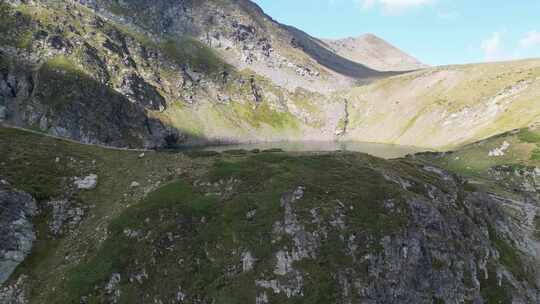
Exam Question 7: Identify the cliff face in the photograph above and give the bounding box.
[0,181,37,286]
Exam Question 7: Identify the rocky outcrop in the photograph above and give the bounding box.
[0,181,37,285]
[50,153,538,303]
[248,174,539,303]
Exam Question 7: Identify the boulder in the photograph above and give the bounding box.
[74,174,98,190]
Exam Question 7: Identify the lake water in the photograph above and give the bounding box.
[199,141,427,159]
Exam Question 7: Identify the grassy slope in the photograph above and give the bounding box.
[0,126,403,302]
[424,127,540,178]
[0,127,202,301]
[344,59,540,149]
[2,126,536,303]
[0,128,476,303]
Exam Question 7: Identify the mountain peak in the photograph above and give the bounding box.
[323,34,428,72]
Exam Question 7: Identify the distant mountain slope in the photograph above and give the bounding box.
[78,0,391,92]
[323,34,428,72]
[343,59,540,148]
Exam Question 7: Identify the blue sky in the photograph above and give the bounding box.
[252,0,540,66]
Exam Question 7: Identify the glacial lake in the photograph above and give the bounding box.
[198,141,427,159]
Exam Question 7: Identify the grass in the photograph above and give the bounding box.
[518,128,540,143]
[37,56,94,111]
[478,263,512,304]
[3,126,537,303]
[231,101,300,130]
[160,38,231,75]
[0,3,33,48]
[0,127,198,303]
[64,180,219,302]
[0,128,79,201]
[52,151,413,302]
[45,56,85,76]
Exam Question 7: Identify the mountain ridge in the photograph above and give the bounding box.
[1,0,539,150]
[322,33,428,72]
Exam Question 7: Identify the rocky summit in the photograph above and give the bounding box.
[0,0,540,304]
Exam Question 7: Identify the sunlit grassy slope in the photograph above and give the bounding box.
[343,59,540,149]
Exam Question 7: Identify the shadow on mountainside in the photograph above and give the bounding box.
[283,25,404,79]
[0,51,216,150]
[236,0,407,79]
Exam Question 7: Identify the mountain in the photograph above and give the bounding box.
[0,0,538,149]
[322,34,428,72]
[2,0,539,150]
[2,1,540,303]
[0,0,393,149]
[78,0,392,91]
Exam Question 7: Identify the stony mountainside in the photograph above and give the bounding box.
[0,0,385,148]
[323,34,428,72]
[77,0,391,91]
[1,126,539,304]
[1,0,540,150]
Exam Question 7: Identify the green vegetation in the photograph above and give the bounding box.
[530,148,540,161]
[0,128,78,201]
[431,257,447,270]
[53,150,412,302]
[517,128,540,144]
[0,127,196,303]
[479,264,512,304]
[0,3,33,48]
[2,126,538,303]
[231,101,300,130]
[65,180,219,302]
[36,56,100,112]
[487,225,530,283]
[336,118,347,132]
[45,56,86,76]
[160,38,231,75]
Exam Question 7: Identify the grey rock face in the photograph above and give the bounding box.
[105,273,121,304]
[0,275,28,304]
[47,200,85,236]
[74,174,98,190]
[0,105,6,121]
[0,184,37,285]
[249,171,539,303]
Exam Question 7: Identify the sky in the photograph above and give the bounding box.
[252,0,540,66]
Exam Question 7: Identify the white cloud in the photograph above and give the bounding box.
[479,30,540,63]
[360,0,433,14]
[481,32,505,61]
[520,30,540,48]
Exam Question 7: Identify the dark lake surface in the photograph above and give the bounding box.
[198,141,427,159]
